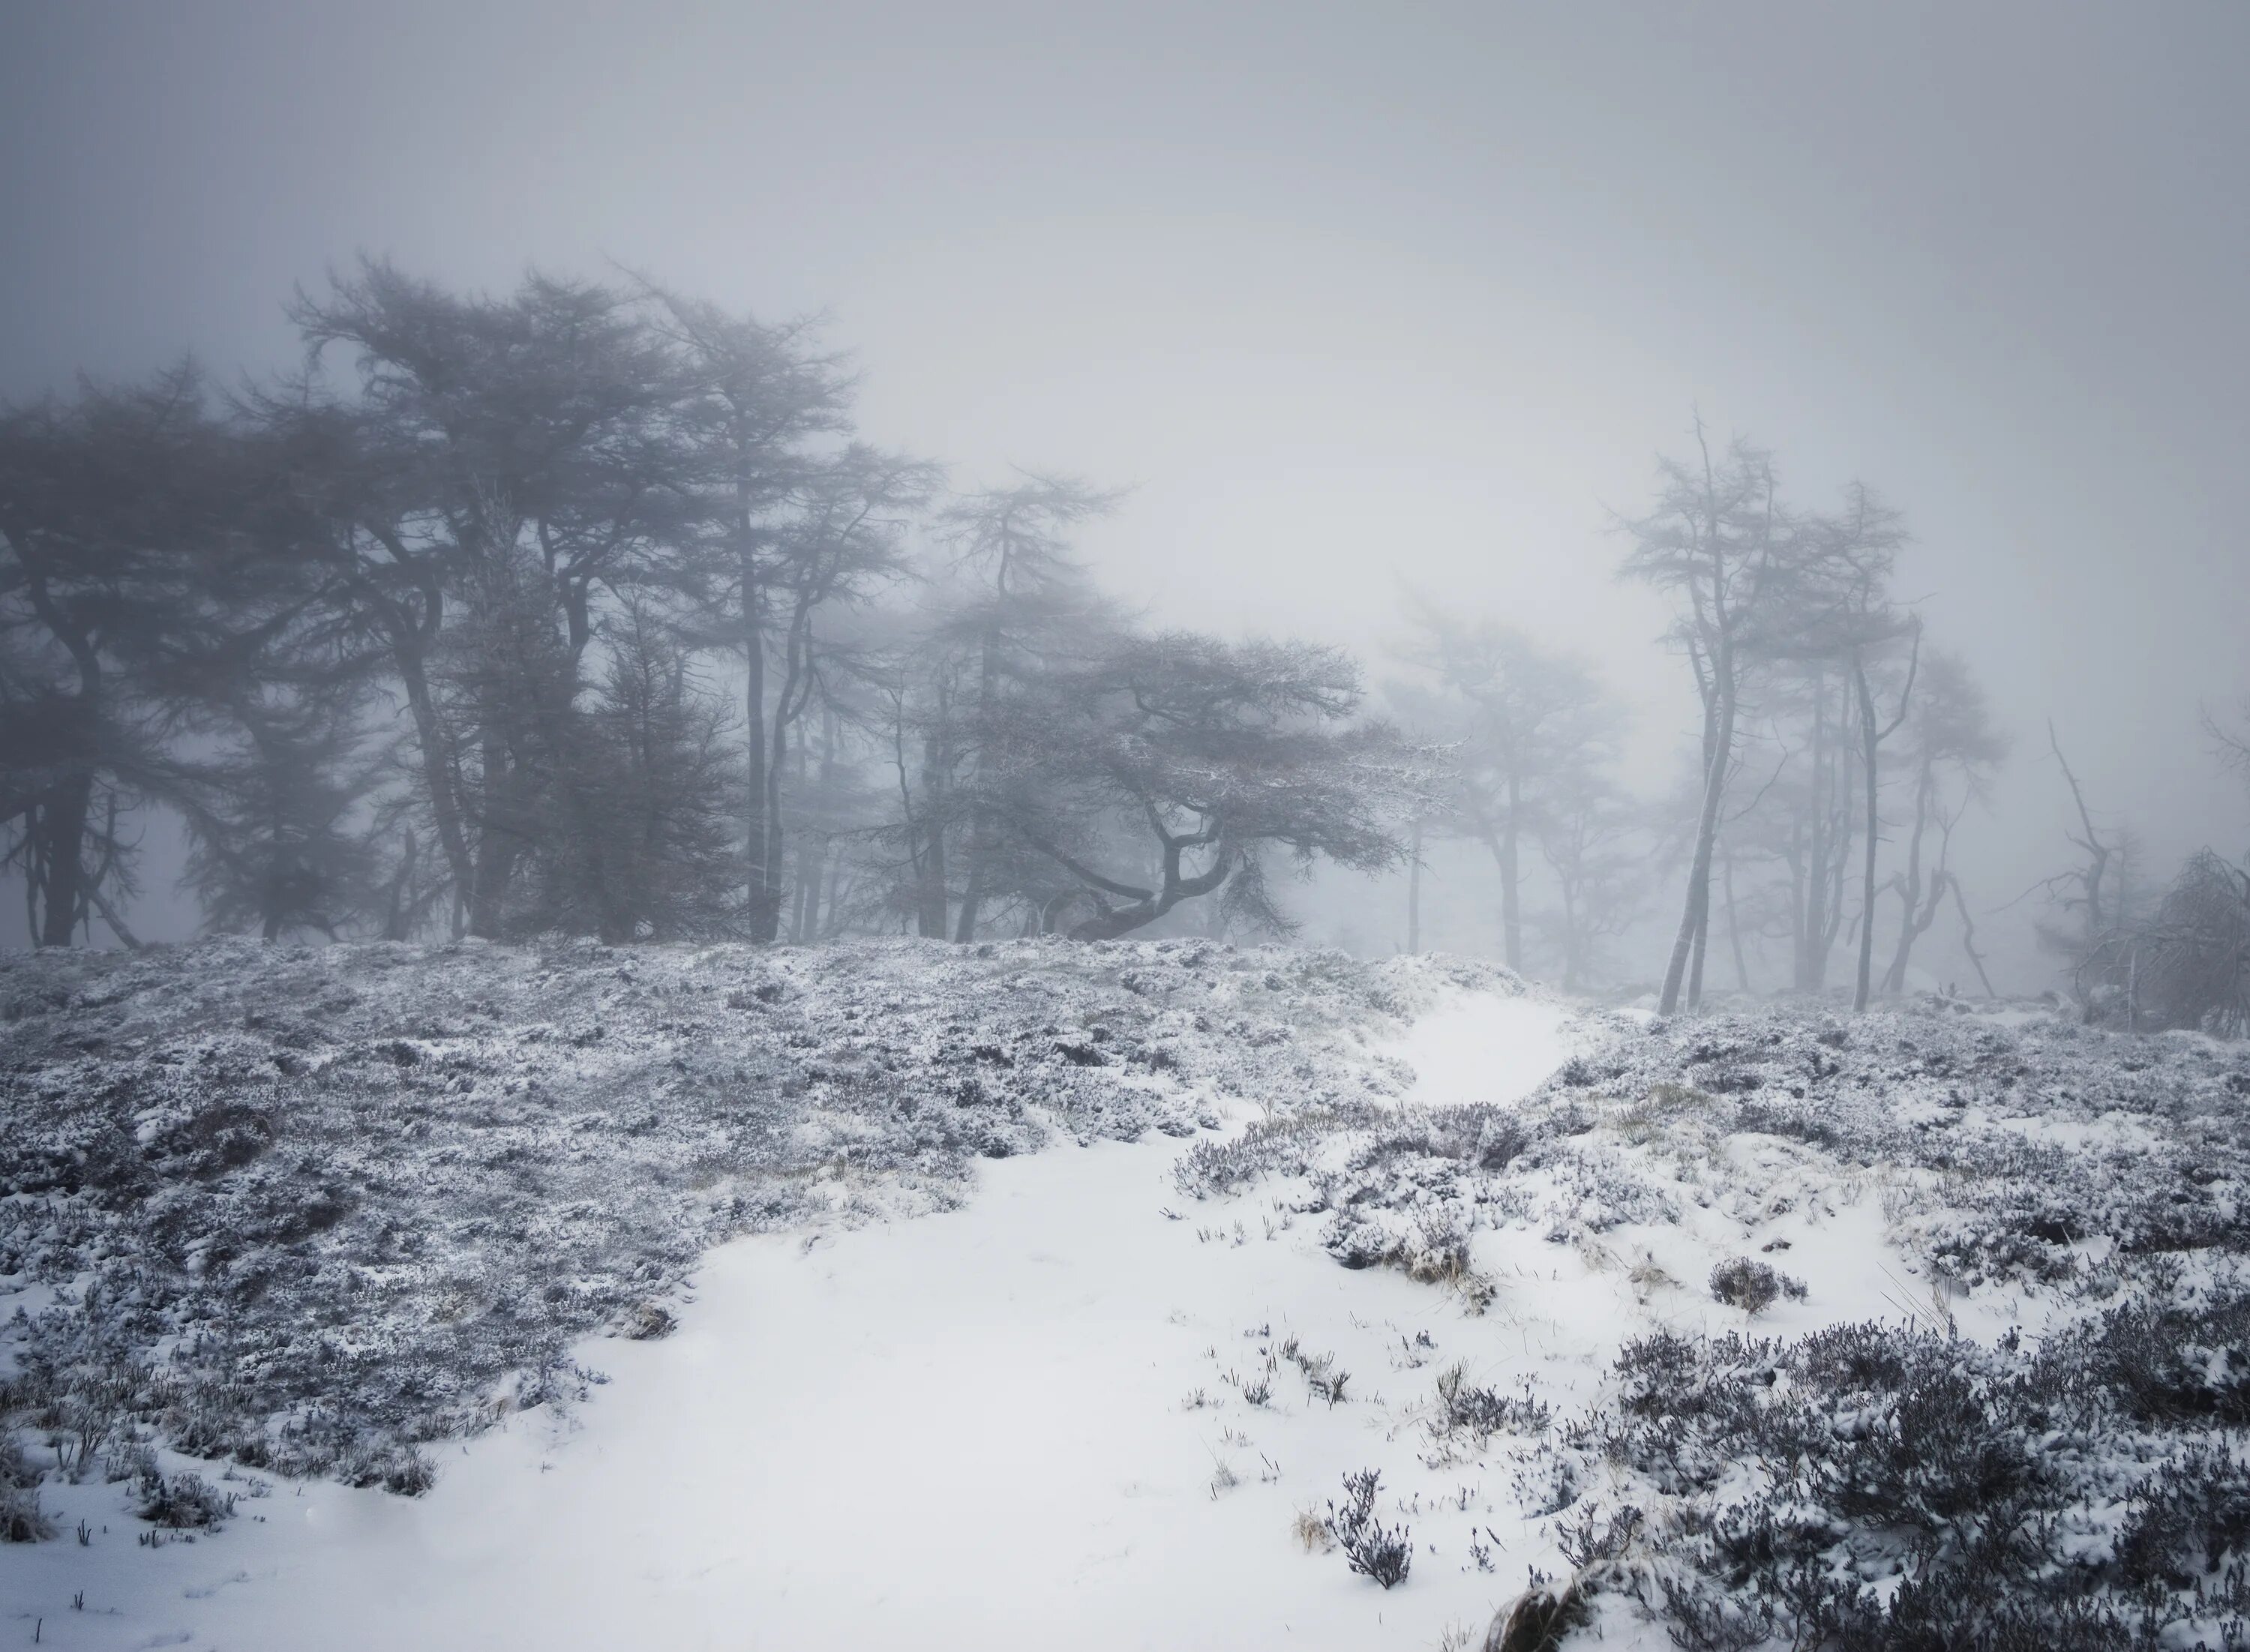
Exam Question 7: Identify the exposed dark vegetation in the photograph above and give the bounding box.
[1328,1467,1413,1589]
[1556,1310,2250,1649]
[1706,1257,1806,1313]
[1175,995,2250,1645]
[0,935,1424,1501]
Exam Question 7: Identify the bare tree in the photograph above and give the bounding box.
[1392,600,1609,972]
[1618,424,1814,1014]
[1880,648,2007,994]
[0,366,275,945]
[934,473,1123,942]
[1533,761,1644,991]
[646,286,856,942]
[2136,850,2250,1036]
[978,631,1424,940]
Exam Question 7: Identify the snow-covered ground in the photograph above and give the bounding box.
[12,944,2250,1649]
[7,984,1582,1651]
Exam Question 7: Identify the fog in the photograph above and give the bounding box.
[4,1,2246,994]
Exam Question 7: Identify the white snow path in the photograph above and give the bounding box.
[7,990,1616,1651]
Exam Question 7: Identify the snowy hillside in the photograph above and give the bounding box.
[7,942,2250,1649]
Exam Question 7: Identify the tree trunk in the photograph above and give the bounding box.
[1948,874,1998,999]
[1882,760,1937,994]
[1723,845,1752,994]
[34,771,93,946]
[392,649,475,935]
[466,723,520,940]
[913,679,952,939]
[742,544,778,942]
[1660,661,1734,1015]
[1558,883,1580,991]
[1852,665,1883,1011]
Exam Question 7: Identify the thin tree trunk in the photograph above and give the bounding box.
[1882,760,1936,994]
[1853,667,1883,1011]
[34,770,92,946]
[1948,874,1998,998]
[1851,634,1918,1011]
[392,650,474,935]
[1661,661,1735,1015]
[742,541,774,939]
[914,679,951,939]
[88,883,142,950]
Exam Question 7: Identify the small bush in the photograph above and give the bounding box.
[1587,1318,2250,1648]
[1328,1468,1412,1588]
[0,1440,51,1543]
[0,1483,51,1543]
[1435,1363,1550,1438]
[136,1469,235,1529]
[1708,1257,1805,1313]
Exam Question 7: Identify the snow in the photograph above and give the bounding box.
[14,958,2250,1648]
[1373,991,1575,1111]
[5,981,1588,1651]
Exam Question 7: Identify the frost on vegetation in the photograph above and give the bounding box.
[1327,1467,1412,1588]
[1432,1363,1550,1441]
[1178,997,2250,1314]
[1540,1308,2250,1649]
[1166,994,2250,1645]
[1706,1256,1807,1313]
[0,934,1422,1511]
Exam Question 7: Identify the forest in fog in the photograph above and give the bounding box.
[4,262,2246,1030]
[12,11,2250,1652]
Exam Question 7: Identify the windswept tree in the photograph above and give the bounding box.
[1880,647,2008,994]
[650,288,862,942]
[1823,488,1919,1012]
[0,366,288,945]
[978,630,1424,940]
[737,445,935,940]
[1619,427,1810,1013]
[1392,599,1610,972]
[934,473,1124,942]
[1532,759,1644,991]
[2032,721,2126,1006]
[283,263,699,937]
[2136,850,2250,1036]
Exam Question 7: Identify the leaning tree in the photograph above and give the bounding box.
[983,628,1427,940]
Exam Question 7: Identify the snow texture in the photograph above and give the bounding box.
[10,943,2250,1650]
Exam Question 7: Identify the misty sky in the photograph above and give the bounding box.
[4,1,2246,973]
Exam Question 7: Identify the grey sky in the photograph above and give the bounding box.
[4,1,2245,970]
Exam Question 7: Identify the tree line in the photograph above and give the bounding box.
[4,267,2242,1030]
[1384,425,2006,1014]
[0,265,1422,949]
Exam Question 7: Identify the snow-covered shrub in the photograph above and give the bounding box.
[1580,1317,2250,1649]
[1328,1468,1412,1588]
[1706,1257,1805,1312]
[1434,1363,1550,1440]
[0,936,1422,1491]
[0,1434,49,1543]
[135,1468,235,1529]
[0,1481,50,1543]
[2062,1289,2250,1424]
